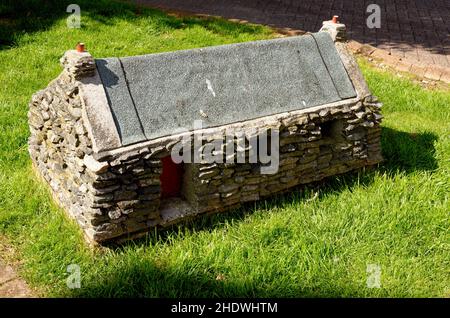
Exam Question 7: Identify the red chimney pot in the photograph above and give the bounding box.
[76,42,85,53]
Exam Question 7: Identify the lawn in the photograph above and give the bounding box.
[0,0,448,297]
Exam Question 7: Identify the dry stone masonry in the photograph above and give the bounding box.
[28,21,383,244]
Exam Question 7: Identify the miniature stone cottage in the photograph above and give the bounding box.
[28,20,383,244]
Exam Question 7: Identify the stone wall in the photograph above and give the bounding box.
[177,97,383,216]
[28,71,97,238]
[28,70,164,242]
[28,40,383,245]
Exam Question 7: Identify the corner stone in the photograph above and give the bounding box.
[83,154,109,174]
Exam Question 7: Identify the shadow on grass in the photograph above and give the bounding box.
[68,260,235,297]
[380,127,438,174]
[0,0,269,50]
[67,255,352,298]
[67,127,438,297]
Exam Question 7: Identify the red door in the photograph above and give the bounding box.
[160,156,184,199]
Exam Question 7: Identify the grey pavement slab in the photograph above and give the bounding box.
[0,259,33,298]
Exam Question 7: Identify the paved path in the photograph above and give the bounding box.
[135,0,450,70]
[0,255,32,297]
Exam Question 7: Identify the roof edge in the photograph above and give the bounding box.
[335,41,371,99]
[78,72,122,153]
[93,96,360,161]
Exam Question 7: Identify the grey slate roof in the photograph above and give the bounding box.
[95,32,356,146]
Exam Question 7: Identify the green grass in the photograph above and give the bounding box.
[0,0,449,297]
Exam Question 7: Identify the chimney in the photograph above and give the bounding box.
[319,16,347,42]
[60,43,96,79]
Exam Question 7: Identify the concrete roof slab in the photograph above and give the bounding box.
[94,32,357,147]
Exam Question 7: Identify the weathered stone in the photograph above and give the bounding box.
[221,191,239,199]
[347,131,366,141]
[108,209,122,220]
[221,168,234,177]
[280,176,297,184]
[92,193,114,204]
[199,169,219,179]
[319,109,330,117]
[234,176,245,183]
[280,157,299,166]
[281,144,297,153]
[199,163,218,171]
[242,185,258,192]
[84,155,109,173]
[137,193,160,201]
[117,200,140,210]
[218,183,240,193]
[138,185,160,195]
[137,178,160,187]
[90,184,120,195]
[114,191,137,201]
[240,192,260,202]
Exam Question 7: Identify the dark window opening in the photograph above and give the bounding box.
[320,119,344,140]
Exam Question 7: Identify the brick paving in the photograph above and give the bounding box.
[134,0,450,70]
